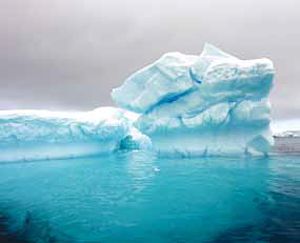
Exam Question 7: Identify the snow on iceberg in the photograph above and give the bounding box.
[0,107,150,162]
[112,44,275,156]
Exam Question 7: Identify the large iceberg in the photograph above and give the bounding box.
[112,44,275,156]
[0,107,150,162]
[0,44,275,162]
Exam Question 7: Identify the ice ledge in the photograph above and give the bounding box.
[0,108,150,162]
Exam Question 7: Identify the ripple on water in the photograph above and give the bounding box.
[0,152,299,242]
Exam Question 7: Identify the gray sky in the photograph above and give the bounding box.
[0,0,299,119]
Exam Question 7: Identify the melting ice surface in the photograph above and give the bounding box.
[112,44,275,156]
[0,152,299,242]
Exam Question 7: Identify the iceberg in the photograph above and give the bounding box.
[0,107,150,162]
[112,44,275,156]
[0,44,275,161]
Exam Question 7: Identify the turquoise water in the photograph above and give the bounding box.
[0,152,299,242]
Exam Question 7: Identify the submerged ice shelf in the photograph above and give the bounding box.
[0,44,275,162]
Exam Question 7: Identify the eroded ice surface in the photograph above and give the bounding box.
[0,107,150,162]
[112,44,275,156]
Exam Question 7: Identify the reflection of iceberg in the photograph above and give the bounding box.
[112,44,275,156]
[0,108,149,162]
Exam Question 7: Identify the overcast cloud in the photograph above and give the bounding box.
[0,0,299,119]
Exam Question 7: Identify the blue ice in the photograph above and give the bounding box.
[0,44,275,162]
[112,44,275,156]
[0,108,150,162]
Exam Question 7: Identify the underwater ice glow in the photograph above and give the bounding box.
[0,44,275,162]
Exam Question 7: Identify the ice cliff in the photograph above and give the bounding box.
[112,44,275,156]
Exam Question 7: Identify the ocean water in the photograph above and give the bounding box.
[0,151,299,242]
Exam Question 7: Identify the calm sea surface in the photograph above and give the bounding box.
[0,150,299,242]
